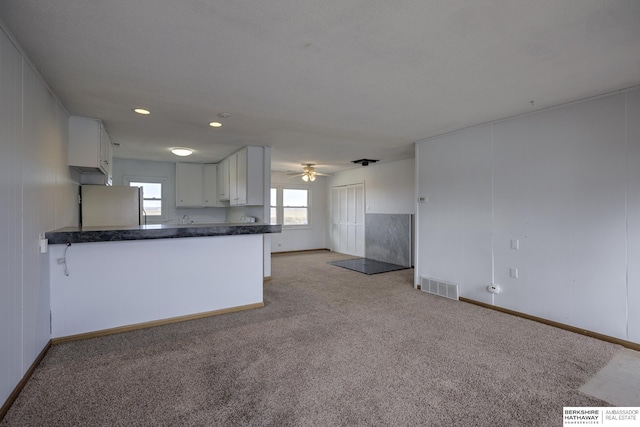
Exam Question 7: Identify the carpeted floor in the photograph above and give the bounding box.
[1,250,622,426]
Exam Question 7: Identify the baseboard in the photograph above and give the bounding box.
[0,340,52,421]
[264,276,272,282]
[51,302,265,345]
[459,297,640,352]
[272,248,330,255]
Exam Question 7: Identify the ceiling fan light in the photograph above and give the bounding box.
[302,174,309,182]
[309,175,316,182]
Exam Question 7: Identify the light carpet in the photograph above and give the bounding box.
[1,250,622,426]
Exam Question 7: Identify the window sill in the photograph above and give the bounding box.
[282,225,312,230]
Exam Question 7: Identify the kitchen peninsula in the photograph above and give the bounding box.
[46,223,281,341]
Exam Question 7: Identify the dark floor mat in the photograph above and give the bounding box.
[328,258,409,275]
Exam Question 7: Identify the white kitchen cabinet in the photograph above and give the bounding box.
[68,115,112,179]
[218,157,230,201]
[176,163,223,207]
[176,163,204,207]
[100,124,112,182]
[229,146,264,206]
[203,164,219,207]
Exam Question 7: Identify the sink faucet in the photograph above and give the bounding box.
[181,214,190,224]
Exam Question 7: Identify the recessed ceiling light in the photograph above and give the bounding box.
[133,108,151,115]
[209,121,223,128]
[171,147,193,156]
[217,112,231,119]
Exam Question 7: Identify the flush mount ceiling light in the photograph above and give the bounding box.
[217,112,231,119]
[133,108,151,115]
[171,147,193,156]
[208,121,223,128]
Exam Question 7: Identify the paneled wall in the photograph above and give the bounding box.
[0,26,75,409]
[416,89,640,343]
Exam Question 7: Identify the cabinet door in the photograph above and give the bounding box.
[229,152,239,205]
[99,124,112,184]
[203,164,218,207]
[235,148,248,205]
[218,157,230,201]
[68,116,102,171]
[176,163,204,207]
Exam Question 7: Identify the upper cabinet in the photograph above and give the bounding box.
[175,146,265,208]
[228,146,264,206]
[217,157,230,201]
[203,164,219,207]
[68,115,112,185]
[176,163,205,207]
[176,163,222,208]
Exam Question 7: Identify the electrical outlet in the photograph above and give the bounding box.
[487,284,501,294]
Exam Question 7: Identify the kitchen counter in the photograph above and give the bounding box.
[47,222,280,341]
[45,222,281,244]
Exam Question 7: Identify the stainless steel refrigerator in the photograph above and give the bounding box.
[80,185,143,227]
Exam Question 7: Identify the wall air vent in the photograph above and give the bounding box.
[420,277,459,301]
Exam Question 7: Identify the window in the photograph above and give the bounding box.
[283,189,308,225]
[271,186,310,227]
[124,176,166,221]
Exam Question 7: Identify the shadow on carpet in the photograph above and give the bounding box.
[328,257,409,275]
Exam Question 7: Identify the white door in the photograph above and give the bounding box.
[331,183,365,256]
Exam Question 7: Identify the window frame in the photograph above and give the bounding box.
[123,175,167,223]
[271,184,311,229]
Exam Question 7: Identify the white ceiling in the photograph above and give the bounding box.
[1,1,639,174]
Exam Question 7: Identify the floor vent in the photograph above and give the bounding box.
[420,277,459,301]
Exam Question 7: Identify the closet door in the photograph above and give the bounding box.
[331,183,364,256]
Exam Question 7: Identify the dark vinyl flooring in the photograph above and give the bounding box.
[327,258,409,275]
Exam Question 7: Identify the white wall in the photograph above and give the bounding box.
[329,158,415,214]
[270,171,329,252]
[0,25,76,408]
[416,89,640,344]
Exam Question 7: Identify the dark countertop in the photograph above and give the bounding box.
[45,223,282,244]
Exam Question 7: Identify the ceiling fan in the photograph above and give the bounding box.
[287,164,331,182]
